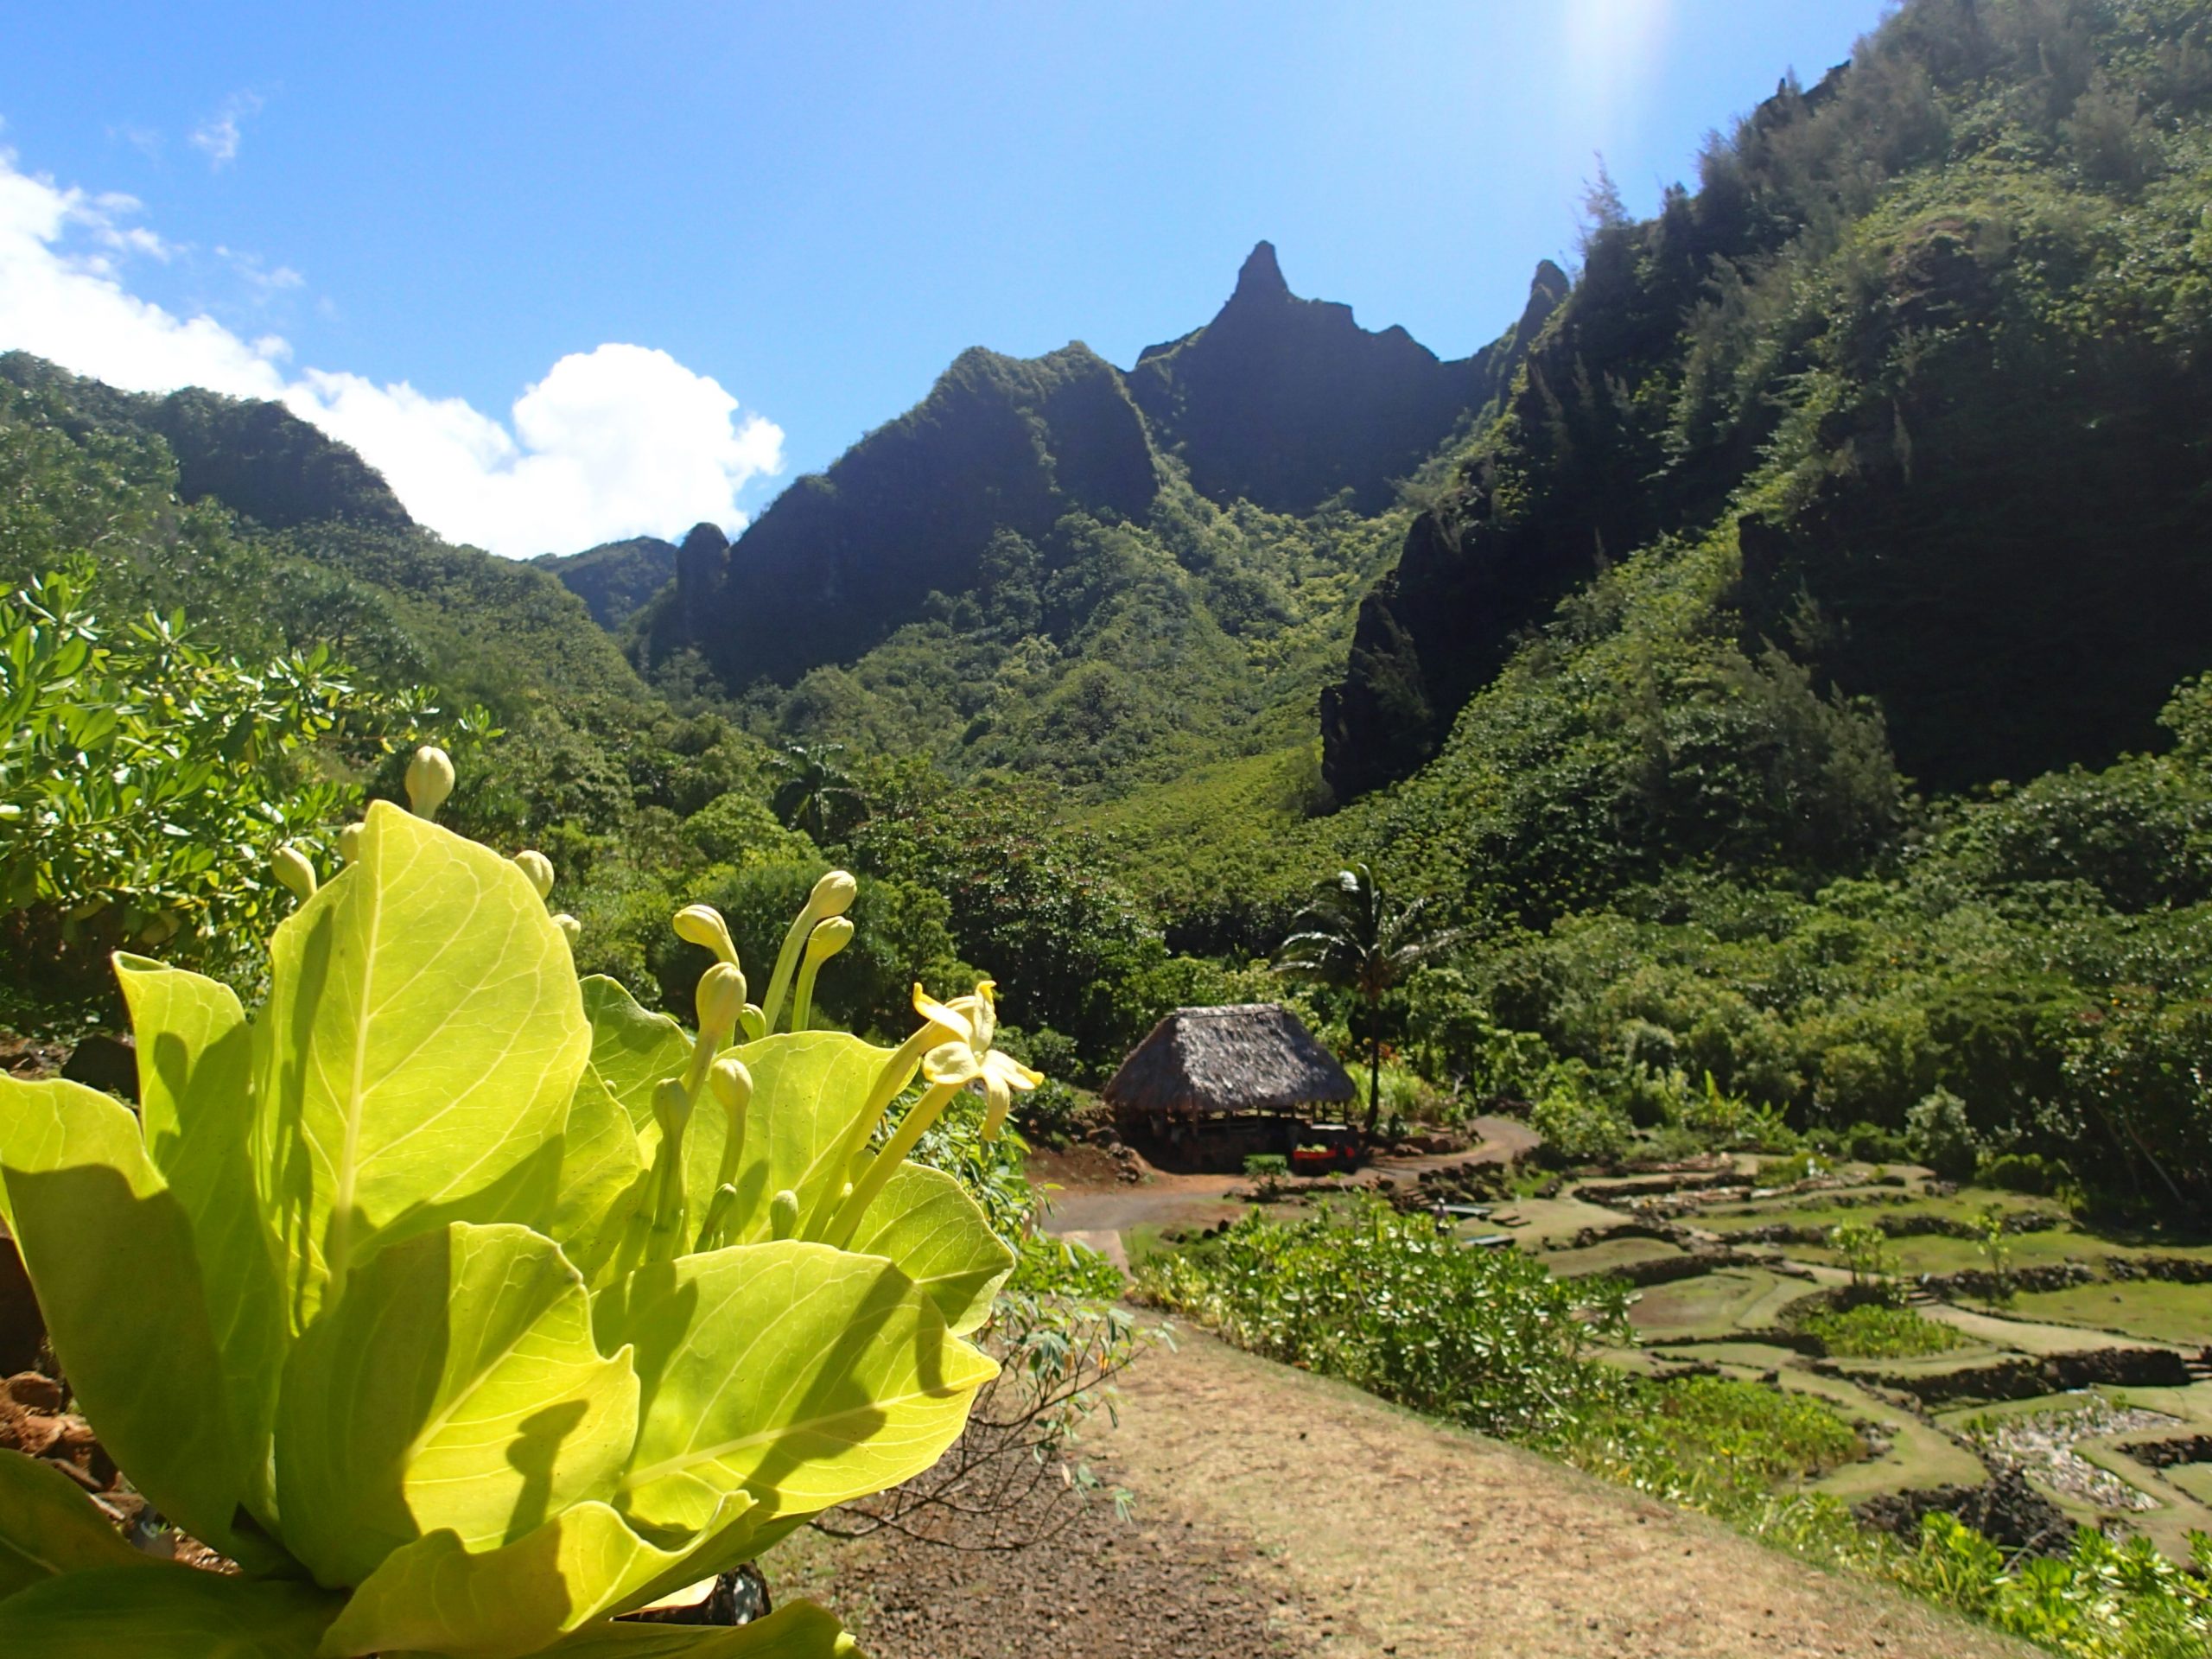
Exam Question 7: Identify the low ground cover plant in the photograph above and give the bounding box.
[0,753,1033,1656]
[1796,1302,1966,1359]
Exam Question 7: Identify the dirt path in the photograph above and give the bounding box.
[784,1327,2035,1659]
[1034,1116,1541,1238]
[1091,1330,2036,1659]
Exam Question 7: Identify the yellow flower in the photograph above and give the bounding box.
[925,980,1041,1138]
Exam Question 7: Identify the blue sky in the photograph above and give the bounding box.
[0,2,1891,556]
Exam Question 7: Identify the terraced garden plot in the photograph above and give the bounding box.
[1923,1304,2172,1357]
[2171,1463,2212,1503]
[1537,1235,1686,1279]
[1693,1188,2050,1234]
[1488,1193,1628,1244]
[2006,1281,2212,1349]
[1789,1229,2098,1277]
[1627,1267,1793,1339]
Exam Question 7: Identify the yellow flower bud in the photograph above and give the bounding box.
[336,822,364,864]
[552,913,582,945]
[512,849,555,900]
[672,903,739,963]
[709,1056,753,1120]
[272,845,317,902]
[804,915,855,962]
[696,961,748,1039]
[404,745,455,820]
[652,1076,691,1139]
[770,1189,801,1240]
[810,869,859,918]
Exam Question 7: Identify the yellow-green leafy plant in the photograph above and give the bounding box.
[0,749,1030,1657]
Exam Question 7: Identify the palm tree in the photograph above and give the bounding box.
[1273,863,1462,1139]
[769,741,862,842]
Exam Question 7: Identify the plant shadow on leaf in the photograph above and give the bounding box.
[509,1400,593,1542]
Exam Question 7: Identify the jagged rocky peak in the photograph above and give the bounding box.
[1126,241,1505,515]
[1229,239,1292,304]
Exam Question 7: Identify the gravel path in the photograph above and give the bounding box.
[779,1325,2037,1659]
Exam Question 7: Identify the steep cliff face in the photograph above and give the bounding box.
[1129,243,1562,516]
[650,343,1158,688]
[1324,9,2212,802]
[645,247,1561,696]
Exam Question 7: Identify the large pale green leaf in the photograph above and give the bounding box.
[0,1564,340,1656]
[315,1495,751,1659]
[276,1222,639,1588]
[599,1241,996,1534]
[539,1599,859,1658]
[550,1066,647,1284]
[0,1447,149,1600]
[0,1076,269,1565]
[252,800,589,1329]
[116,953,289,1523]
[580,975,691,1148]
[844,1164,1014,1338]
[696,1033,896,1247]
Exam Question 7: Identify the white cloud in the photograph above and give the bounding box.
[190,93,263,169]
[0,147,784,558]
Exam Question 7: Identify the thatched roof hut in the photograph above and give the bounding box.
[1103,1004,1356,1122]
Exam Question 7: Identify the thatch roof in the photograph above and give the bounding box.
[1103,1004,1356,1119]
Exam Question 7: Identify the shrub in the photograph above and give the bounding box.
[1243,1153,1290,1178]
[1530,1081,1636,1165]
[0,764,1019,1657]
[1846,1121,1915,1165]
[1977,1150,2069,1197]
[1907,1086,1982,1180]
[1137,1198,1630,1440]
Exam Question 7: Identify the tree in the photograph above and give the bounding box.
[1273,863,1462,1137]
[769,740,862,842]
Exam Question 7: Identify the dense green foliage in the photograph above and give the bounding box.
[531,535,677,631]
[0,568,477,1031]
[1136,1198,1634,1440]
[1327,0,2212,800]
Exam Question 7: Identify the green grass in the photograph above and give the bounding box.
[1627,1268,1789,1340]
[2007,1281,2212,1350]
[1539,1236,1684,1278]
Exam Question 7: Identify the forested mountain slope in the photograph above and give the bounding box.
[636,248,1561,797]
[1323,0,2212,800]
[535,533,677,630]
[0,353,685,831]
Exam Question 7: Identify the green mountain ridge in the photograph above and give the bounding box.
[533,534,678,631]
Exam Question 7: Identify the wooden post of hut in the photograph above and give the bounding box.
[1103,1005,1357,1173]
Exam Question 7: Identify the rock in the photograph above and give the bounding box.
[1853,1471,2075,1558]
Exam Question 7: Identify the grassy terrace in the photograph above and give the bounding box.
[1507,1165,2212,1541]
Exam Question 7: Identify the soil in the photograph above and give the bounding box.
[779,1327,2035,1659]
[1031,1116,1541,1241]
